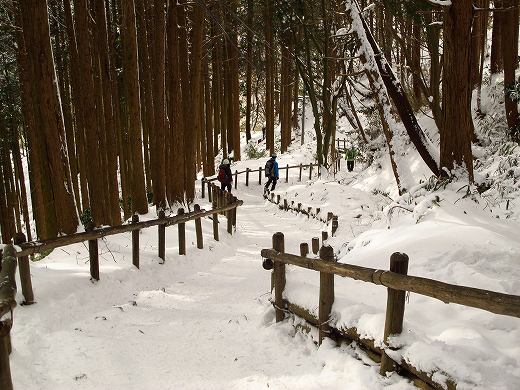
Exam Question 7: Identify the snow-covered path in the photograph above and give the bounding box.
[10,185,411,390]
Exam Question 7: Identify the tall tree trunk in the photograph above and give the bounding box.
[245,0,253,142]
[73,0,108,225]
[136,0,155,196]
[167,0,185,203]
[490,0,504,75]
[18,0,78,238]
[92,0,121,225]
[121,0,148,214]
[265,0,275,153]
[441,0,474,181]
[501,0,520,135]
[152,0,167,209]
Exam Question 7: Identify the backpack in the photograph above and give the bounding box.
[217,167,226,182]
[265,159,274,177]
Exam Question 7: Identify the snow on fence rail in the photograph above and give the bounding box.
[260,233,520,390]
[0,188,241,390]
[264,192,339,237]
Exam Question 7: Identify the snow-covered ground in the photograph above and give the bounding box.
[9,100,520,389]
[10,170,414,389]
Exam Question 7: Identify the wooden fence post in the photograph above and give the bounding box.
[332,216,338,236]
[0,321,13,390]
[89,239,99,280]
[380,253,409,375]
[300,243,309,257]
[201,178,206,198]
[319,245,335,344]
[212,207,219,241]
[297,203,302,213]
[158,210,166,263]
[327,212,333,224]
[234,170,238,190]
[226,193,233,235]
[132,214,140,269]
[285,164,289,182]
[312,237,320,255]
[283,199,288,211]
[0,245,15,390]
[13,232,34,304]
[309,163,313,179]
[307,207,312,218]
[232,196,237,228]
[299,163,303,181]
[259,167,262,185]
[273,232,286,322]
[208,182,213,202]
[194,204,203,249]
[212,184,217,208]
[276,195,281,205]
[178,208,186,255]
[322,231,328,242]
[316,207,321,219]
[86,222,99,281]
[246,168,250,186]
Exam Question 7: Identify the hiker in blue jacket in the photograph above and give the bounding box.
[264,154,279,193]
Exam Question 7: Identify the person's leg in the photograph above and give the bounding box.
[271,178,277,191]
[347,161,354,172]
[221,182,226,190]
[265,177,272,191]
[226,183,232,192]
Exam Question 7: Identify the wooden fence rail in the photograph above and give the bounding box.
[264,192,339,237]
[201,162,322,197]
[11,193,240,302]
[261,233,520,389]
[0,188,242,390]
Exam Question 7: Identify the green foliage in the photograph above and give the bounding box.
[422,175,450,192]
[80,208,93,228]
[245,143,267,159]
[371,188,390,198]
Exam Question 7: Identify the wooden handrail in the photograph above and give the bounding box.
[204,162,317,182]
[260,248,520,318]
[17,200,243,258]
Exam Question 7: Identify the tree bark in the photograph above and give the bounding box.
[121,0,148,214]
[440,0,474,181]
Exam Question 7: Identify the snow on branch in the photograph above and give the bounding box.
[425,0,452,6]
[345,0,415,191]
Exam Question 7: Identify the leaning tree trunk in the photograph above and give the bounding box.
[350,1,439,177]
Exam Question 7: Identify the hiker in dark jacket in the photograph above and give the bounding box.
[217,159,233,192]
[345,145,359,172]
[264,154,279,193]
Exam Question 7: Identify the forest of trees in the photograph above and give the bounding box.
[0,0,518,242]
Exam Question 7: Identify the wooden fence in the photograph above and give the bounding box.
[201,162,322,198]
[261,232,520,390]
[0,188,241,390]
[264,192,339,237]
